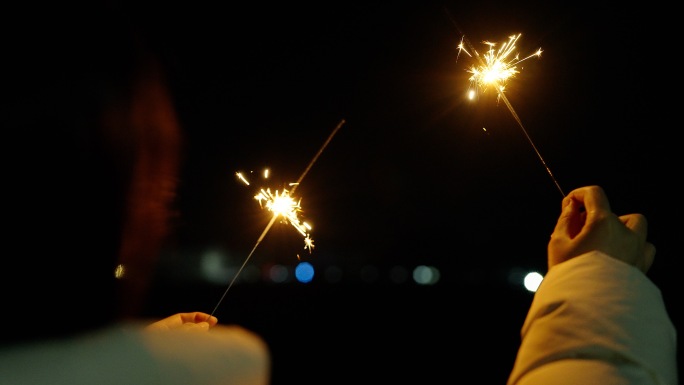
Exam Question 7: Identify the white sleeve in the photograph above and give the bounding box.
[0,324,270,385]
[139,324,271,385]
[507,251,678,385]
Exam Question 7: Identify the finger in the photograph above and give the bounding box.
[203,315,218,327]
[619,213,648,241]
[553,196,583,239]
[181,321,211,332]
[567,185,611,216]
[193,312,218,326]
[176,312,209,324]
[175,312,199,324]
[180,312,218,327]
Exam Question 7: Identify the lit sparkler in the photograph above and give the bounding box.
[459,33,542,102]
[457,33,564,197]
[236,171,314,253]
[210,119,346,316]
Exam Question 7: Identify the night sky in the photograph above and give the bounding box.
[142,3,678,281]
[101,2,679,383]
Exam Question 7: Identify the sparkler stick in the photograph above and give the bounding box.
[458,33,565,197]
[209,118,346,316]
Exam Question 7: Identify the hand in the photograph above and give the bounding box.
[547,185,655,273]
[145,312,219,332]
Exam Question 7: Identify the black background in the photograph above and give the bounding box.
[22,2,684,384]
[134,3,680,383]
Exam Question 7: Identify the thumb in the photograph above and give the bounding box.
[555,197,583,239]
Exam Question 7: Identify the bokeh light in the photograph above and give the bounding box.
[295,261,314,283]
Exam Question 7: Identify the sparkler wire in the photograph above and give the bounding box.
[460,32,565,198]
[444,6,564,197]
[209,118,346,317]
[497,92,565,197]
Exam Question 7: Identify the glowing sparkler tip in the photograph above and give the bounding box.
[463,33,541,101]
[239,169,315,256]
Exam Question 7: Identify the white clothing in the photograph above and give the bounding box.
[0,323,270,385]
[508,251,678,385]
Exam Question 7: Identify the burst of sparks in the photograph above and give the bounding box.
[255,186,314,253]
[236,170,314,253]
[210,119,345,317]
[459,33,542,102]
[456,32,564,197]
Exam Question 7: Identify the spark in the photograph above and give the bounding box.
[456,35,470,61]
[236,170,313,252]
[461,33,542,102]
[254,186,314,253]
[210,119,346,316]
[457,33,564,197]
[236,171,250,185]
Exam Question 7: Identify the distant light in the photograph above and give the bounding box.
[200,249,235,284]
[295,261,314,283]
[114,264,125,279]
[269,264,289,283]
[507,267,526,285]
[412,265,440,285]
[523,272,544,292]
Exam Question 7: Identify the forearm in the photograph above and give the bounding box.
[507,251,677,385]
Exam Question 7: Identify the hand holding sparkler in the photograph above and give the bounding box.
[146,312,218,332]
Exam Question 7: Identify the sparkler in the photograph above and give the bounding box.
[459,33,542,102]
[457,33,565,197]
[236,171,314,253]
[209,118,346,316]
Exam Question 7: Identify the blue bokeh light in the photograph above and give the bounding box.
[295,261,315,283]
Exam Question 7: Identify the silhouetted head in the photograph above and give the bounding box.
[3,4,182,343]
